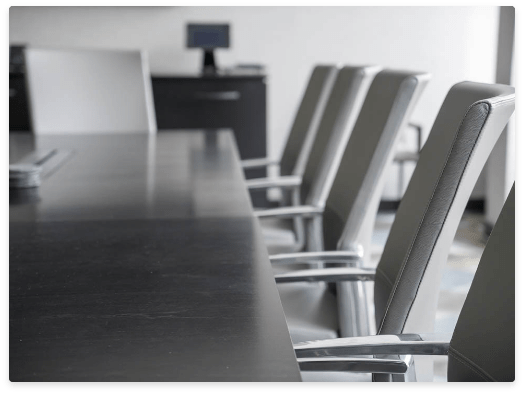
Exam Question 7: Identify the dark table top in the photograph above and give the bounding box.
[9,131,301,381]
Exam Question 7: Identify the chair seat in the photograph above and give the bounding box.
[277,281,339,344]
[267,242,303,255]
[260,217,303,254]
[261,217,295,240]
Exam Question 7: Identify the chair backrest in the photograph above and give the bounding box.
[279,65,338,177]
[299,65,381,207]
[448,184,514,382]
[321,70,430,263]
[25,47,157,134]
[372,82,514,381]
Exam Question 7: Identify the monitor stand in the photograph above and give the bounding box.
[202,49,217,75]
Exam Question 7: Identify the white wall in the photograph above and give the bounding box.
[485,6,515,227]
[10,6,499,198]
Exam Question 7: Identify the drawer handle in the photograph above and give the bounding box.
[193,91,241,101]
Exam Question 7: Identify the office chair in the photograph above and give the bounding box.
[251,65,382,254]
[240,65,338,181]
[25,47,157,134]
[241,65,338,249]
[273,81,515,381]
[294,183,515,382]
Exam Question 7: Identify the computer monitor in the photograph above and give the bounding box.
[186,23,230,74]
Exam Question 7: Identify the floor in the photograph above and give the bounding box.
[370,210,487,382]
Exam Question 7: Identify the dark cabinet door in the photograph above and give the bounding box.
[10,73,32,132]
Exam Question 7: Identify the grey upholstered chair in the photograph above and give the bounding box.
[241,65,337,248]
[241,65,338,181]
[294,183,515,382]
[25,47,157,134]
[251,65,381,253]
[273,81,515,381]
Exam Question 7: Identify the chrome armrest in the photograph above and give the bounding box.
[254,205,323,220]
[298,356,409,374]
[295,333,450,374]
[269,250,363,265]
[294,333,451,358]
[240,157,280,169]
[245,175,301,190]
[275,267,376,283]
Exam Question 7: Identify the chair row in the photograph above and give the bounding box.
[242,64,515,381]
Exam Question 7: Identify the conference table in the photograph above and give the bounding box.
[9,130,302,381]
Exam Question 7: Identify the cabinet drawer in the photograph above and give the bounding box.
[152,79,258,129]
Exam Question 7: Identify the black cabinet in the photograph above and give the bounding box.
[152,74,268,206]
[10,73,31,131]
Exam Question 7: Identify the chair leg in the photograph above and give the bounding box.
[337,281,371,337]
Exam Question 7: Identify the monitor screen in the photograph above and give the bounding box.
[187,24,230,49]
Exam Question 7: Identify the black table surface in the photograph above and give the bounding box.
[9,131,301,381]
